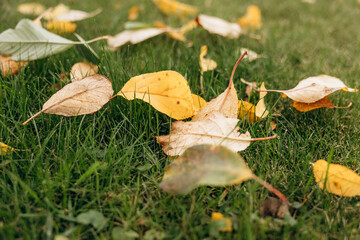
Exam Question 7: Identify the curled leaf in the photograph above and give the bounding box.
[197,14,242,39]
[211,213,232,232]
[312,159,360,197]
[153,0,198,17]
[70,62,99,82]
[199,45,217,73]
[46,21,77,34]
[0,142,15,155]
[237,5,262,30]
[0,54,28,77]
[17,3,45,16]
[118,71,195,120]
[23,75,114,125]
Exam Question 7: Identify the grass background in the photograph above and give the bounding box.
[1,0,360,239]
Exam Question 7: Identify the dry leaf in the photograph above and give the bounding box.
[240,48,263,62]
[312,159,360,197]
[271,121,277,131]
[301,0,316,3]
[108,28,166,49]
[0,54,28,77]
[211,213,232,232]
[0,142,15,155]
[197,14,242,39]
[46,21,77,34]
[23,74,114,125]
[266,75,358,103]
[54,9,102,22]
[192,94,207,112]
[17,3,45,16]
[70,62,99,82]
[259,197,290,218]
[237,5,262,30]
[153,0,198,17]
[128,6,140,21]
[44,4,69,20]
[255,82,269,118]
[157,112,253,156]
[199,45,217,73]
[238,100,258,122]
[292,97,334,112]
[118,71,195,120]
[241,78,256,100]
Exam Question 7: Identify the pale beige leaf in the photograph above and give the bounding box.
[0,54,28,77]
[240,48,263,62]
[54,9,102,22]
[197,14,242,39]
[70,62,99,82]
[157,111,252,156]
[44,4,70,20]
[199,45,217,73]
[108,28,166,49]
[23,74,113,125]
[278,75,358,103]
[255,82,269,118]
[17,3,45,16]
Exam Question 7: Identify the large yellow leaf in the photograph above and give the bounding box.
[197,14,242,39]
[118,71,195,120]
[312,159,360,197]
[153,0,198,17]
[237,5,262,30]
[0,54,28,77]
[23,75,114,125]
[0,142,15,155]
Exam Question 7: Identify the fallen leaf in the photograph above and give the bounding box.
[153,0,198,18]
[23,74,114,125]
[237,5,262,30]
[312,159,360,197]
[43,4,70,20]
[46,21,77,34]
[76,210,108,231]
[301,0,316,4]
[159,144,254,194]
[211,212,232,232]
[292,97,334,112]
[0,142,15,155]
[0,54,28,77]
[17,2,45,16]
[255,82,269,118]
[192,94,207,112]
[259,197,290,218]
[241,78,256,100]
[54,9,102,22]
[271,121,277,131]
[128,6,140,21]
[197,14,242,39]
[157,112,253,156]
[118,71,195,120]
[264,75,358,103]
[199,45,217,73]
[108,28,166,49]
[238,100,258,122]
[239,48,263,62]
[70,62,99,82]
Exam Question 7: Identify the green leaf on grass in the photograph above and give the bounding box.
[76,210,108,231]
[159,144,254,194]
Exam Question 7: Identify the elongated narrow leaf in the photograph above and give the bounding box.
[0,19,76,61]
[23,75,113,125]
[159,144,254,194]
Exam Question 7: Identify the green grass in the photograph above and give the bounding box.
[1,0,360,239]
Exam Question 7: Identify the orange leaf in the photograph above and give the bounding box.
[292,98,334,112]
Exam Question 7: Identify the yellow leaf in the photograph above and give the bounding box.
[238,100,258,123]
[199,45,217,73]
[312,159,360,197]
[255,82,269,118]
[211,212,232,232]
[0,54,28,77]
[292,97,334,112]
[70,62,99,82]
[46,21,77,34]
[23,75,114,125]
[191,94,206,112]
[128,6,140,21]
[237,5,262,30]
[197,14,242,39]
[0,142,15,155]
[118,71,195,120]
[17,3,45,16]
[153,0,198,17]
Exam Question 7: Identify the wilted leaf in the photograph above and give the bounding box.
[70,62,99,82]
[0,54,28,77]
[312,159,360,197]
[199,45,217,73]
[271,121,277,131]
[0,142,15,155]
[23,75,114,125]
[211,212,232,232]
[197,14,242,39]
[192,94,206,112]
[17,3,45,16]
[76,210,108,231]
[153,0,198,17]
[159,144,254,194]
[108,28,166,49]
[273,75,358,103]
[158,112,254,156]
[118,71,195,120]
[54,8,102,22]
[237,5,262,30]
[128,6,140,21]
[46,21,77,34]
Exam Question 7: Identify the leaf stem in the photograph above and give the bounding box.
[85,35,111,44]
[249,134,277,142]
[229,51,247,87]
[22,111,43,126]
[251,174,289,205]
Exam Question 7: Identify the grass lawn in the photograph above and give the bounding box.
[1,0,360,239]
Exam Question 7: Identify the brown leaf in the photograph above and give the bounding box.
[259,197,290,218]
[0,54,28,77]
